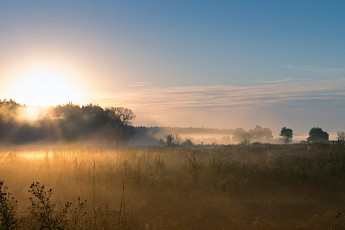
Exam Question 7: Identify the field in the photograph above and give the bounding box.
[1,144,345,229]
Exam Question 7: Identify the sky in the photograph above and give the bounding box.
[0,0,345,138]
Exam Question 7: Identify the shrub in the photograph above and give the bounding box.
[0,180,20,230]
[28,182,72,230]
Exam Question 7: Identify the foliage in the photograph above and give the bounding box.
[28,182,72,230]
[308,127,329,143]
[69,198,87,230]
[0,100,135,145]
[181,139,193,148]
[0,180,20,230]
[158,138,165,146]
[165,134,180,147]
[280,127,293,144]
[232,125,273,144]
[232,128,250,144]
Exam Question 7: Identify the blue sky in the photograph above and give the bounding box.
[1,0,345,137]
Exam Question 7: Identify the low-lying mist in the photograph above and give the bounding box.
[0,99,277,147]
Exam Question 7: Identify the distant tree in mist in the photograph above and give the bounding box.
[232,126,273,144]
[0,99,24,142]
[165,134,175,147]
[248,125,273,143]
[181,139,193,148]
[165,134,180,147]
[280,127,293,144]
[232,128,251,145]
[307,127,329,144]
[158,138,165,146]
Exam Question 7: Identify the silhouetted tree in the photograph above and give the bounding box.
[307,127,329,144]
[106,107,135,126]
[0,99,136,145]
[280,127,293,144]
[106,107,135,145]
[158,138,165,146]
[181,139,193,148]
[165,134,175,147]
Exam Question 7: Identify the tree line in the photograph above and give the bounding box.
[0,99,342,146]
[0,99,135,144]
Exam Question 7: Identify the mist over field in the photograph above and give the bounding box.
[1,0,345,229]
[0,99,327,147]
[1,99,345,229]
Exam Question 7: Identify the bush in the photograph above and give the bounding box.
[0,180,20,230]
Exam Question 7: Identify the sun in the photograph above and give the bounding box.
[12,70,82,106]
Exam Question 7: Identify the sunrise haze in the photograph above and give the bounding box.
[1,0,345,137]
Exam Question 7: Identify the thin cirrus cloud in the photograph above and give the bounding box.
[98,78,345,110]
[91,77,345,133]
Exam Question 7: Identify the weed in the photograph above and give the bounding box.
[69,197,87,230]
[0,180,21,230]
[28,182,71,230]
[185,152,203,183]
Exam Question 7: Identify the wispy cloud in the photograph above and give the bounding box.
[256,78,299,83]
[127,81,151,87]
[97,78,345,110]
[88,78,345,133]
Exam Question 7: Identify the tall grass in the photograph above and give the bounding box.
[1,144,345,229]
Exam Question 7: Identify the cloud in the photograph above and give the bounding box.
[127,81,151,87]
[98,78,345,110]
[256,78,298,83]
[92,77,345,133]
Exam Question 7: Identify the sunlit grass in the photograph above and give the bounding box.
[1,144,345,229]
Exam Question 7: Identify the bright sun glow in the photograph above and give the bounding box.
[12,70,82,106]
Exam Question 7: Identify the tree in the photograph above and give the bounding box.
[158,138,165,146]
[106,107,135,126]
[307,127,329,144]
[165,134,175,147]
[232,128,251,144]
[181,139,193,148]
[248,125,273,143]
[232,126,273,144]
[106,107,136,145]
[280,127,293,144]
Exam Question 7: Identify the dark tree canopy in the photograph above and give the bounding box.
[307,127,329,144]
[0,99,135,145]
[280,127,293,144]
[181,139,193,148]
[165,134,175,147]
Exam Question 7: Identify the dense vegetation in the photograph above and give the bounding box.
[0,99,135,144]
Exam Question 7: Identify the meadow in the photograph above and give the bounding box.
[1,143,345,229]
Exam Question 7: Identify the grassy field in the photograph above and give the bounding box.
[1,144,345,229]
